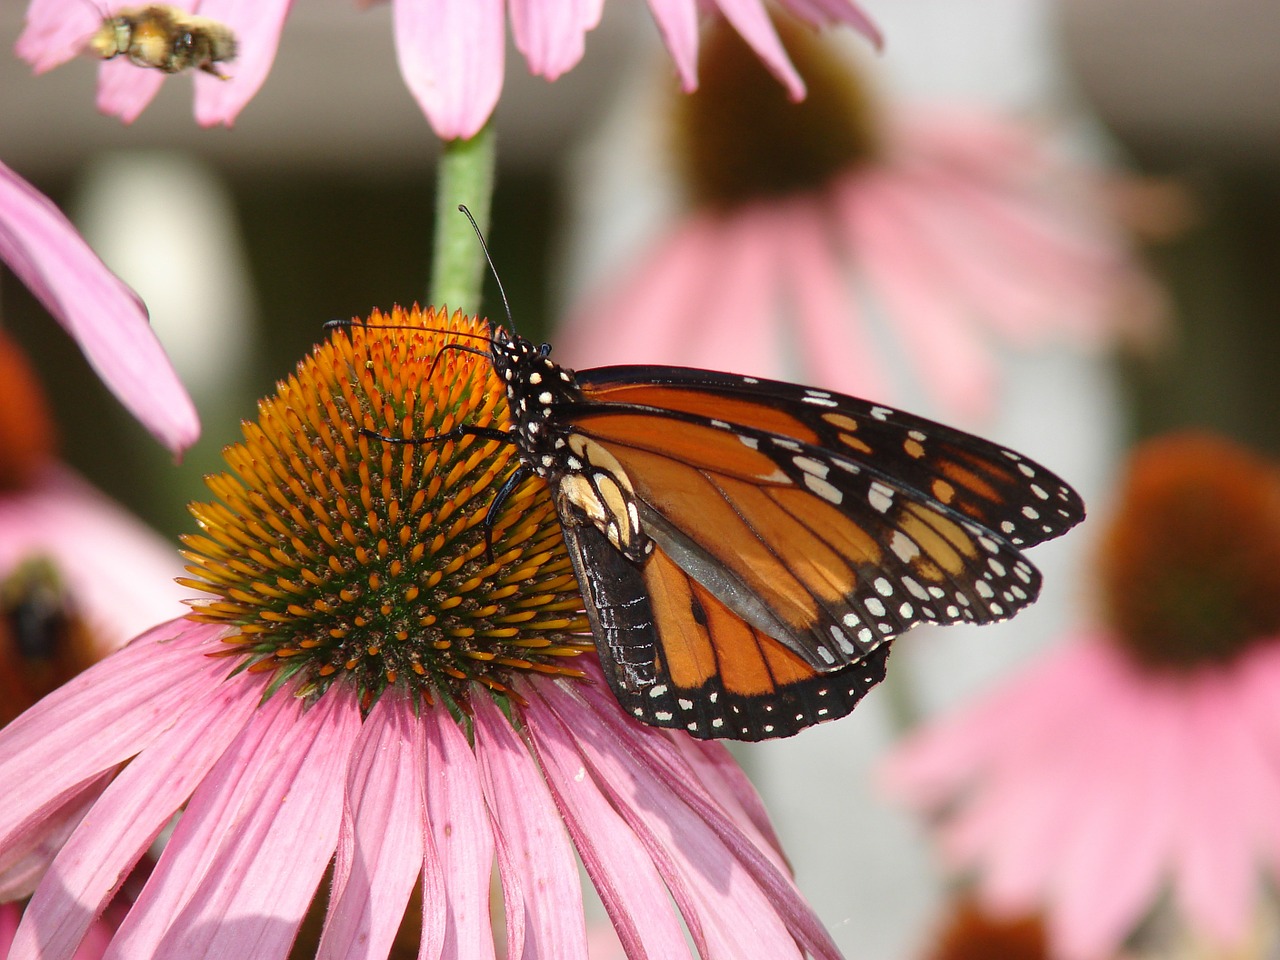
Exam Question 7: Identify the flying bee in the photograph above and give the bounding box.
[87,5,237,79]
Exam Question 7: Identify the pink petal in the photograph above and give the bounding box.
[520,683,691,960]
[9,673,264,960]
[779,194,890,399]
[192,0,296,127]
[712,1,805,100]
[108,684,361,960]
[1047,672,1179,960]
[422,699,497,960]
[0,466,188,653]
[509,0,604,81]
[546,677,840,960]
[1170,673,1268,947]
[557,215,724,369]
[394,0,505,141]
[473,693,589,960]
[776,0,882,48]
[666,737,788,867]
[0,623,228,872]
[643,0,699,91]
[15,0,101,72]
[837,171,995,419]
[94,48,166,123]
[0,161,199,453]
[316,690,426,960]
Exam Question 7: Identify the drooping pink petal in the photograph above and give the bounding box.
[711,0,805,100]
[838,171,994,419]
[316,689,426,960]
[0,466,187,652]
[0,161,199,454]
[422,699,497,960]
[509,0,604,81]
[192,0,296,127]
[473,692,588,960]
[779,194,890,399]
[684,204,783,376]
[643,0,699,91]
[14,0,101,72]
[393,0,505,141]
[1169,672,1268,948]
[545,676,841,960]
[777,0,882,47]
[106,683,360,960]
[666,736,788,867]
[520,683,691,960]
[1046,672,1179,960]
[0,623,229,872]
[557,215,723,369]
[94,60,165,125]
[8,671,265,960]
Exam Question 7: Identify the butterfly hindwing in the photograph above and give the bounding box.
[562,519,891,740]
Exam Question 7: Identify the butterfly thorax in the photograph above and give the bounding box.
[491,334,651,562]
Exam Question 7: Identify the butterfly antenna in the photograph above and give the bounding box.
[457,204,516,337]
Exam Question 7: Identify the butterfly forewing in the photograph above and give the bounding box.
[573,366,1084,548]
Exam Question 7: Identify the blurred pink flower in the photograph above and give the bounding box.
[881,435,1280,959]
[0,624,840,960]
[0,161,198,454]
[0,467,190,655]
[882,634,1280,960]
[560,104,1164,422]
[16,0,879,138]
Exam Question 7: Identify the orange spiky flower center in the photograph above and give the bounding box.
[180,306,590,708]
[673,14,881,210]
[1100,433,1280,671]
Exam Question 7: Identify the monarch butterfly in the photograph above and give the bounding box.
[361,213,1085,741]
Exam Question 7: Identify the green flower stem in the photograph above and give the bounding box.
[429,124,497,316]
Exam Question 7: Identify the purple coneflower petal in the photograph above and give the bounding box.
[475,693,589,960]
[14,0,100,72]
[549,675,842,960]
[780,194,890,399]
[0,624,227,884]
[394,0,505,141]
[779,0,882,47]
[645,0,699,91]
[0,162,199,454]
[193,0,295,127]
[109,683,359,959]
[8,670,262,960]
[422,698,497,960]
[317,689,426,960]
[520,681,692,959]
[509,0,604,81]
[94,60,165,124]
[838,173,994,418]
[711,0,805,100]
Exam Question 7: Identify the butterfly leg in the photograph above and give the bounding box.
[480,464,532,563]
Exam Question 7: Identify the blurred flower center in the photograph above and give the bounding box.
[180,306,590,708]
[1100,433,1280,671]
[925,897,1049,960]
[0,330,57,491]
[673,15,880,209]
